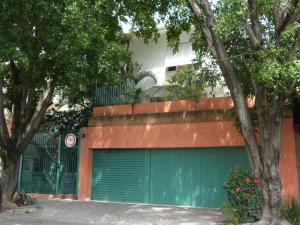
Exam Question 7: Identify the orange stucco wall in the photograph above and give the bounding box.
[92,97,255,117]
[280,118,298,198]
[78,98,298,201]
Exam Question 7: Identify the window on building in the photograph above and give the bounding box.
[165,66,177,81]
[165,64,191,82]
[167,66,177,72]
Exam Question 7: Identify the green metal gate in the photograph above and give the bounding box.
[91,147,250,208]
[19,132,80,195]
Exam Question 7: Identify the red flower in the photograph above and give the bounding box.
[245,177,251,183]
[235,187,241,193]
[253,178,260,185]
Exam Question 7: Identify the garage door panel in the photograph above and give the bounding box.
[150,150,192,206]
[192,149,223,207]
[150,148,249,208]
[193,148,249,208]
[91,150,145,203]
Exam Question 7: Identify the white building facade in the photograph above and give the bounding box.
[129,28,229,97]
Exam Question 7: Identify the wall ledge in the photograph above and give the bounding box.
[92,97,237,117]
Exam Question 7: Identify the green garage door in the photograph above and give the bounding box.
[91,150,146,203]
[91,147,249,208]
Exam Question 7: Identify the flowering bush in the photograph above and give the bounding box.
[223,167,261,223]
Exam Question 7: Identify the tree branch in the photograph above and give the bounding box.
[275,1,300,37]
[24,92,36,127]
[9,60,24,147]
[0,79,9,148]
[17,80,55,153]
[186,0,218,58]
[187,0,263,175]
[245,0,264,50]
[290,7,300,24]
[19,89,27,131]
[202,23,218,58]
[286,80,297,98]
[244,22,263,50]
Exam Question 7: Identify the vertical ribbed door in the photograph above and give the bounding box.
[91,147,249,208]
[91,150,146,203]
[149,147,249,208]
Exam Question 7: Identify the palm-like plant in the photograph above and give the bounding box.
[124,63,157,103]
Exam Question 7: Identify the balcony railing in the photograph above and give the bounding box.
[93,82,136,106]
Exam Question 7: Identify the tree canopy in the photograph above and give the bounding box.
[0,0,133,204]
[0,0,132,150]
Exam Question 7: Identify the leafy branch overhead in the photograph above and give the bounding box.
[0,0,134,204]
[0,1,131,151]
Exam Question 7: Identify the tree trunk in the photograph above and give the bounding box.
[245,172,291,225]
[245,111,291,225]
[0,155,20,208]
[257,168,284,225]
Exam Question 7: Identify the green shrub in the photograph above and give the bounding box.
[221,202,242,224]
[223,167,261,223]
[282,198,300,225]
[165,67,204,100]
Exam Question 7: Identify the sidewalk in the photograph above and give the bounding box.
[0,198,231,225]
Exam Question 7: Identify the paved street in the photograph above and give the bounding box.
[0,199,230,225]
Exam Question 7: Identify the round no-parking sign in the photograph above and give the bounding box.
[65,133,77,148]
